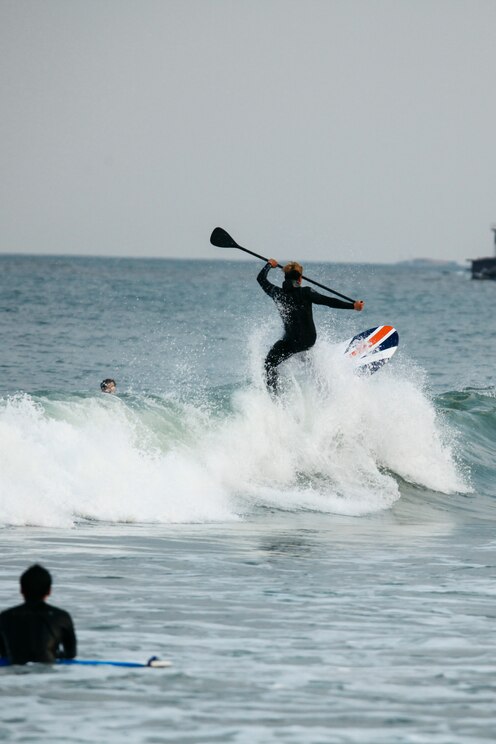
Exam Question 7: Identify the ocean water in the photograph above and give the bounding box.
[0,255,495,743]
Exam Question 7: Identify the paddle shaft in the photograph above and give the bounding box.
[210,228,356,303]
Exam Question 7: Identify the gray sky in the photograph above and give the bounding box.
[1,0,496,263]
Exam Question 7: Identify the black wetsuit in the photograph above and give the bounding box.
[0,600,77,665]
[257,263,355,391]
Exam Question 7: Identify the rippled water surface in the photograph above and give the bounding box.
[1,515,496,743]
[1,256,495,742]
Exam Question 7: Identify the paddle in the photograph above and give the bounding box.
[210,227,356,303]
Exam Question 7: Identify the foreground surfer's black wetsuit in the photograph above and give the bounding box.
[0,600,77,664]
[257,263,355,391]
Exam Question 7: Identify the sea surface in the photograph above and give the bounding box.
[0,255,495,743]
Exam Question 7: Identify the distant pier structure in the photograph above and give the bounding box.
[470,225,496,279]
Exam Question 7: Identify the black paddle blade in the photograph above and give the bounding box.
[210,227,241,249]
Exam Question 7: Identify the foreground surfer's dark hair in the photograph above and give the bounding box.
[20,564,52,600]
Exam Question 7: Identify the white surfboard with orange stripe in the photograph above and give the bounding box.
[343,325,399,374]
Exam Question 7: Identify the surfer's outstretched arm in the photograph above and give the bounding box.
[309,289,363,311]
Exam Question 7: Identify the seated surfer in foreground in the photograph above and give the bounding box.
[0,564,76,665]
[257,259,364,392]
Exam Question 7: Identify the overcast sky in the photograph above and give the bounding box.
[1,0,496,263]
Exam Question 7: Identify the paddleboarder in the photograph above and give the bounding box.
[0,564,77,665]
[258,259,364,392]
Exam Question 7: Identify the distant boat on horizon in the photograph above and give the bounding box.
[395,258,460,268]
[469,226,496,279]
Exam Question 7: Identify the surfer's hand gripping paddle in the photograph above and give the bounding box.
[210,227,358,304]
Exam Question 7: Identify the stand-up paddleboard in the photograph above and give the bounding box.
[343,325,399,374]
[0,656,171,669]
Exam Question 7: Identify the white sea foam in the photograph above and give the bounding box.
[0,343,468,527]
[0,394,234,527]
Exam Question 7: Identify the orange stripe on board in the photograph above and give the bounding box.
[349,325,393,358]
[366,325,393,348]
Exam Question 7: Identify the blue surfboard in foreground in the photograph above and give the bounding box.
[0,656,171,668]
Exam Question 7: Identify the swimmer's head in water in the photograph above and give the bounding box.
[100,378,116,393]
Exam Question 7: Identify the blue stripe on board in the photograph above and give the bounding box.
[375,330,399,351]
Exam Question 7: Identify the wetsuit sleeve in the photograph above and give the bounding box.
[59,612,77,659]
[309,288,355,309]
[257,263,279,299]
